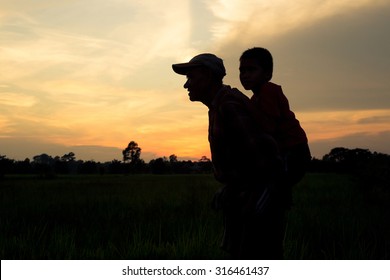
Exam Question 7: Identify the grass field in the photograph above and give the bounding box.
[1,173,389,259]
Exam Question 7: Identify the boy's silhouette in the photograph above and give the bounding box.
[239,47,311,208]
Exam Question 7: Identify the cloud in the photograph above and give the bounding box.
[275,5,390,112]
[0,137,124,162]
[206,0,388,43]
[218,1,390,112]
[0,92,37,107]
[357,115,390,125]
[0,0,202,159]
[0,116,12,134]
[0,1,193,84]
[299,109,390,139]
[298,109,390,158]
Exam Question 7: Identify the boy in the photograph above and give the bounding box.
[239,47,311,208]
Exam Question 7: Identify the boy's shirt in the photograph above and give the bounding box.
[250,82,308,153]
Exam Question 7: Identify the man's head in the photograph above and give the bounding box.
[239,47,273,92]
[172,53,226,80]
[172,53,226,104]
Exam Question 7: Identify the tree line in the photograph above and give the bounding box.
[0,141,213,177]
[309,147,390,192]
[1,141,390,189]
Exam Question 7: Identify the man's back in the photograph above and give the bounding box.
[208,85,281,187]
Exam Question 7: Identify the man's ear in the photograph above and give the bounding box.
[203,68,215,83]
[205,67,213,77]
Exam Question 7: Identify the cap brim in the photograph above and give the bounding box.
[172,62,202,75]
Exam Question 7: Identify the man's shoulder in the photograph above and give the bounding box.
[217,86,251,118]
[220,85,250,104]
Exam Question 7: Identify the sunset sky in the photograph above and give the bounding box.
[1,0,389,162]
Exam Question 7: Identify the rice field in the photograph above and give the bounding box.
[1,173,389,259]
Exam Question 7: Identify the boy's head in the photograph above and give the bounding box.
[240,47,273,77]
[239,47,273,92]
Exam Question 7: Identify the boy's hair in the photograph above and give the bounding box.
[240,47,273,81]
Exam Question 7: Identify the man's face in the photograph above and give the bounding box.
[184,67,210,102]
[239,58,270,92]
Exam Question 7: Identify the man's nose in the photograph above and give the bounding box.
[184,80,189,89]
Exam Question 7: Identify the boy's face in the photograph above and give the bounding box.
[239,58,271,93]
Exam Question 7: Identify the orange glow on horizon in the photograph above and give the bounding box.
[299,110,390,142]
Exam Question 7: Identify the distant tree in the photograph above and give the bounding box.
[122,141,142,174]
[32,154,55,178]
[54,159,68,174]
[61,152,76,162]
[168,154,178,173]
[132,158,148,174]
[307,157,332,173]
[14,158,32,174]
[149,157,170,174]
[199,155,211,162]
[107,159,125,174]
[354,151,390,192]
[322,147,372,173]
[322,148,390,192]
[0,155,14,177]
[122,141,141,164]
[32,153,53,165]
[198,156,213,173]
[78,160,99,174]
[169,154,178,163]
[51,152,77,174]
[323,147,371,163]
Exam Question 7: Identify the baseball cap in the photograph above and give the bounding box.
[172,53,226,79]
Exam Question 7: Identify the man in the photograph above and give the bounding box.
[172,53,284,259]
